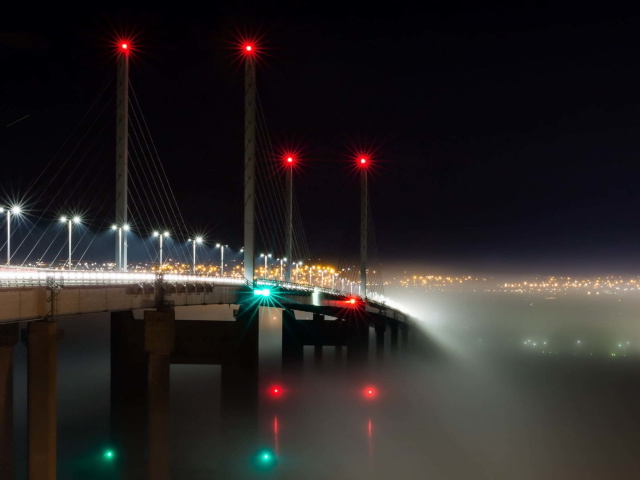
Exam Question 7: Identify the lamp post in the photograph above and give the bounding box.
[111,223,130,270]
[277,257,287,281]
[216,243,228,276]
[60,215,81,270]
[153,231,170,267]
[260,253,271,279]
[191,236,203,274]
[294,261,302,283]
[1,205,22,265]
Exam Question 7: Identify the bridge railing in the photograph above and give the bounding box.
[0,270,413,320]
[0,270,247,288]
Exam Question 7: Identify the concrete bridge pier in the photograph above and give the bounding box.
[144,309,175,480]
[390,323,399,354]
[221,304,259,477]
[111,311,147,480]
[282,309,303,372]
[346,319,369,366]
[0,323,19,479]
[27,320,62,480]
[335,345,344,365]
[401,324,409,349]
[375,324,386,362]
[313,314,324,369]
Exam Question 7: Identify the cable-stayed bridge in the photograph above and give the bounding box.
[0,37,418,480]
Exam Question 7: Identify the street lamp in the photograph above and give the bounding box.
[191,236,203,274]
[111,223,130,271]
[1,205,22,265]
[153,231,170,266]
[276,257,287,281]
[260,253,272,279]
[60,215,81,270]
[294,261,302,283]
[216,243,228,276]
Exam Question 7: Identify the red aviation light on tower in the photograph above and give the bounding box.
[278,147,304,172]
[231,32,267,65]
[112,37,134,57]
[236,36,262,59]
[349,147,377,172]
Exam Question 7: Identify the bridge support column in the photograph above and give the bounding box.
[221,304,259,477]
[346,320,369,366]
[0,323,19,479]
[313,314,324,368]
[390,323,399,354]
[335,345,344,365]
[28,321,61,480]
[282,310,303,372]
[111,311,146,480]
[400,324,409,349]
[144,309,175,480]
[375,324,386,362]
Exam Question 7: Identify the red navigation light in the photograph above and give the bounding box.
[114,38,133,56]
[349,147,377,172]
[243,43,256,56]
[345,297,359,306]
[279,149,302,170]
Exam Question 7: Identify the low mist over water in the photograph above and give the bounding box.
[11,287,640,479]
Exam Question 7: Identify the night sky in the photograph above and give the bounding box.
[3,4,640,273]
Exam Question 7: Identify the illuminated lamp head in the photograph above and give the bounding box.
[360,157,368,165]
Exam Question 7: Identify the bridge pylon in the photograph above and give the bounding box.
[115,41,130,271]
[243,44,257,283]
